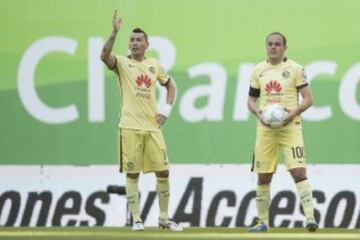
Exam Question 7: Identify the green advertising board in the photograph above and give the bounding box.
[1,0,360,165]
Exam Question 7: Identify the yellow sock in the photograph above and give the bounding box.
[256,184,270,226]
[296,179,314,220]
[126,177,141,222]
[156,177,169,221]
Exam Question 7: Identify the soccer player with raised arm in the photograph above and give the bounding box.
[100,10,182,232]
[247,32,318,232]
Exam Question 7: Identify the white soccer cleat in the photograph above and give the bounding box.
[132,220,145,231]
[159,219,183,232]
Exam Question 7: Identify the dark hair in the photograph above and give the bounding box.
[132,28,148,41]
[266,32,287,46]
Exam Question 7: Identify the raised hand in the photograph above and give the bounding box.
[100,10,121,69]
[112,10,122,33]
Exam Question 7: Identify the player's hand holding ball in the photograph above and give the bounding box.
[261,103,288,128]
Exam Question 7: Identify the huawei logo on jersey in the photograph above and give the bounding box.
[136,74,152,88]
[265,80,282,93]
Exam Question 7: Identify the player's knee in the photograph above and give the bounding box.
[127,173,140,179]
[257,173,272,184]
[290,168,307,182]
[155,170,169,178]
[258,179,271,185]
[294,176,307,183]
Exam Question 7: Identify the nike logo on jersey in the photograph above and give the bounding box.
[128,64,136,68]
[260,74,265,78]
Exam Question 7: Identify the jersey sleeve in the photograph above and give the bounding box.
[250,68,260,89]
[113,55,125,76]
[295,66,308,88]
[157,62,170,85]
[248,68,260,97]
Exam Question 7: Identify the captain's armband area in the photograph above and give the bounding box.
[160,78,171,86]
[296,83,308,90]
[249,87,260,97]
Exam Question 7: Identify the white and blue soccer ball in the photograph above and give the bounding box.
[261,104,287,128]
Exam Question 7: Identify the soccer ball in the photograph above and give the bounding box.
[261,104,287,128]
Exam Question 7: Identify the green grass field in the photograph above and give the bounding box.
[0,227,359,240]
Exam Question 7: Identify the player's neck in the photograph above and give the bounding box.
[131,54,145,62]
[268,57,284,65]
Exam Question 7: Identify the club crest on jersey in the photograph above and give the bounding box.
[265,80,282,93]
[282,70,290,79]
[149,66,156,74]
[136,74,152,88]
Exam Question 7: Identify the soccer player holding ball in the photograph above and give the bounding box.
[100,10,182,232]
[247,32,318,232]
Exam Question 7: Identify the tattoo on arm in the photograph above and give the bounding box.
[102,34,116,57]
[101,33,118,69]
[298,105,305,114]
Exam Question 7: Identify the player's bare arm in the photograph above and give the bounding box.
[100,10,122,69]
[248,96,261,118]
[284,86,313,125]
[248,96,269,126]
[164,79,176,106]
[156,79,176,126]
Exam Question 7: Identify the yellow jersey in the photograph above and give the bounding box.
[249,58,308,111]
[113,55,170,131]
